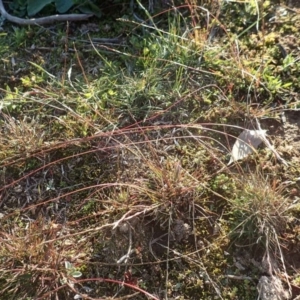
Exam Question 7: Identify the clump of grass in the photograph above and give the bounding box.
[228,172,289,252]
[224,169,293,298]
[0,216,82,299]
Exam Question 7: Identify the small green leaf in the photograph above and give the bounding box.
[65,261,72,269]
[283,54,295,69]
[282,82,292,88]
[71,270,82,278]
[143,47,150,56]
[27,0,53,16]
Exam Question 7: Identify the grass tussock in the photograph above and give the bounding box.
[229,173,289,250]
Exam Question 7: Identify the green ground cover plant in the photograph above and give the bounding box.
[0,0,300,299]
